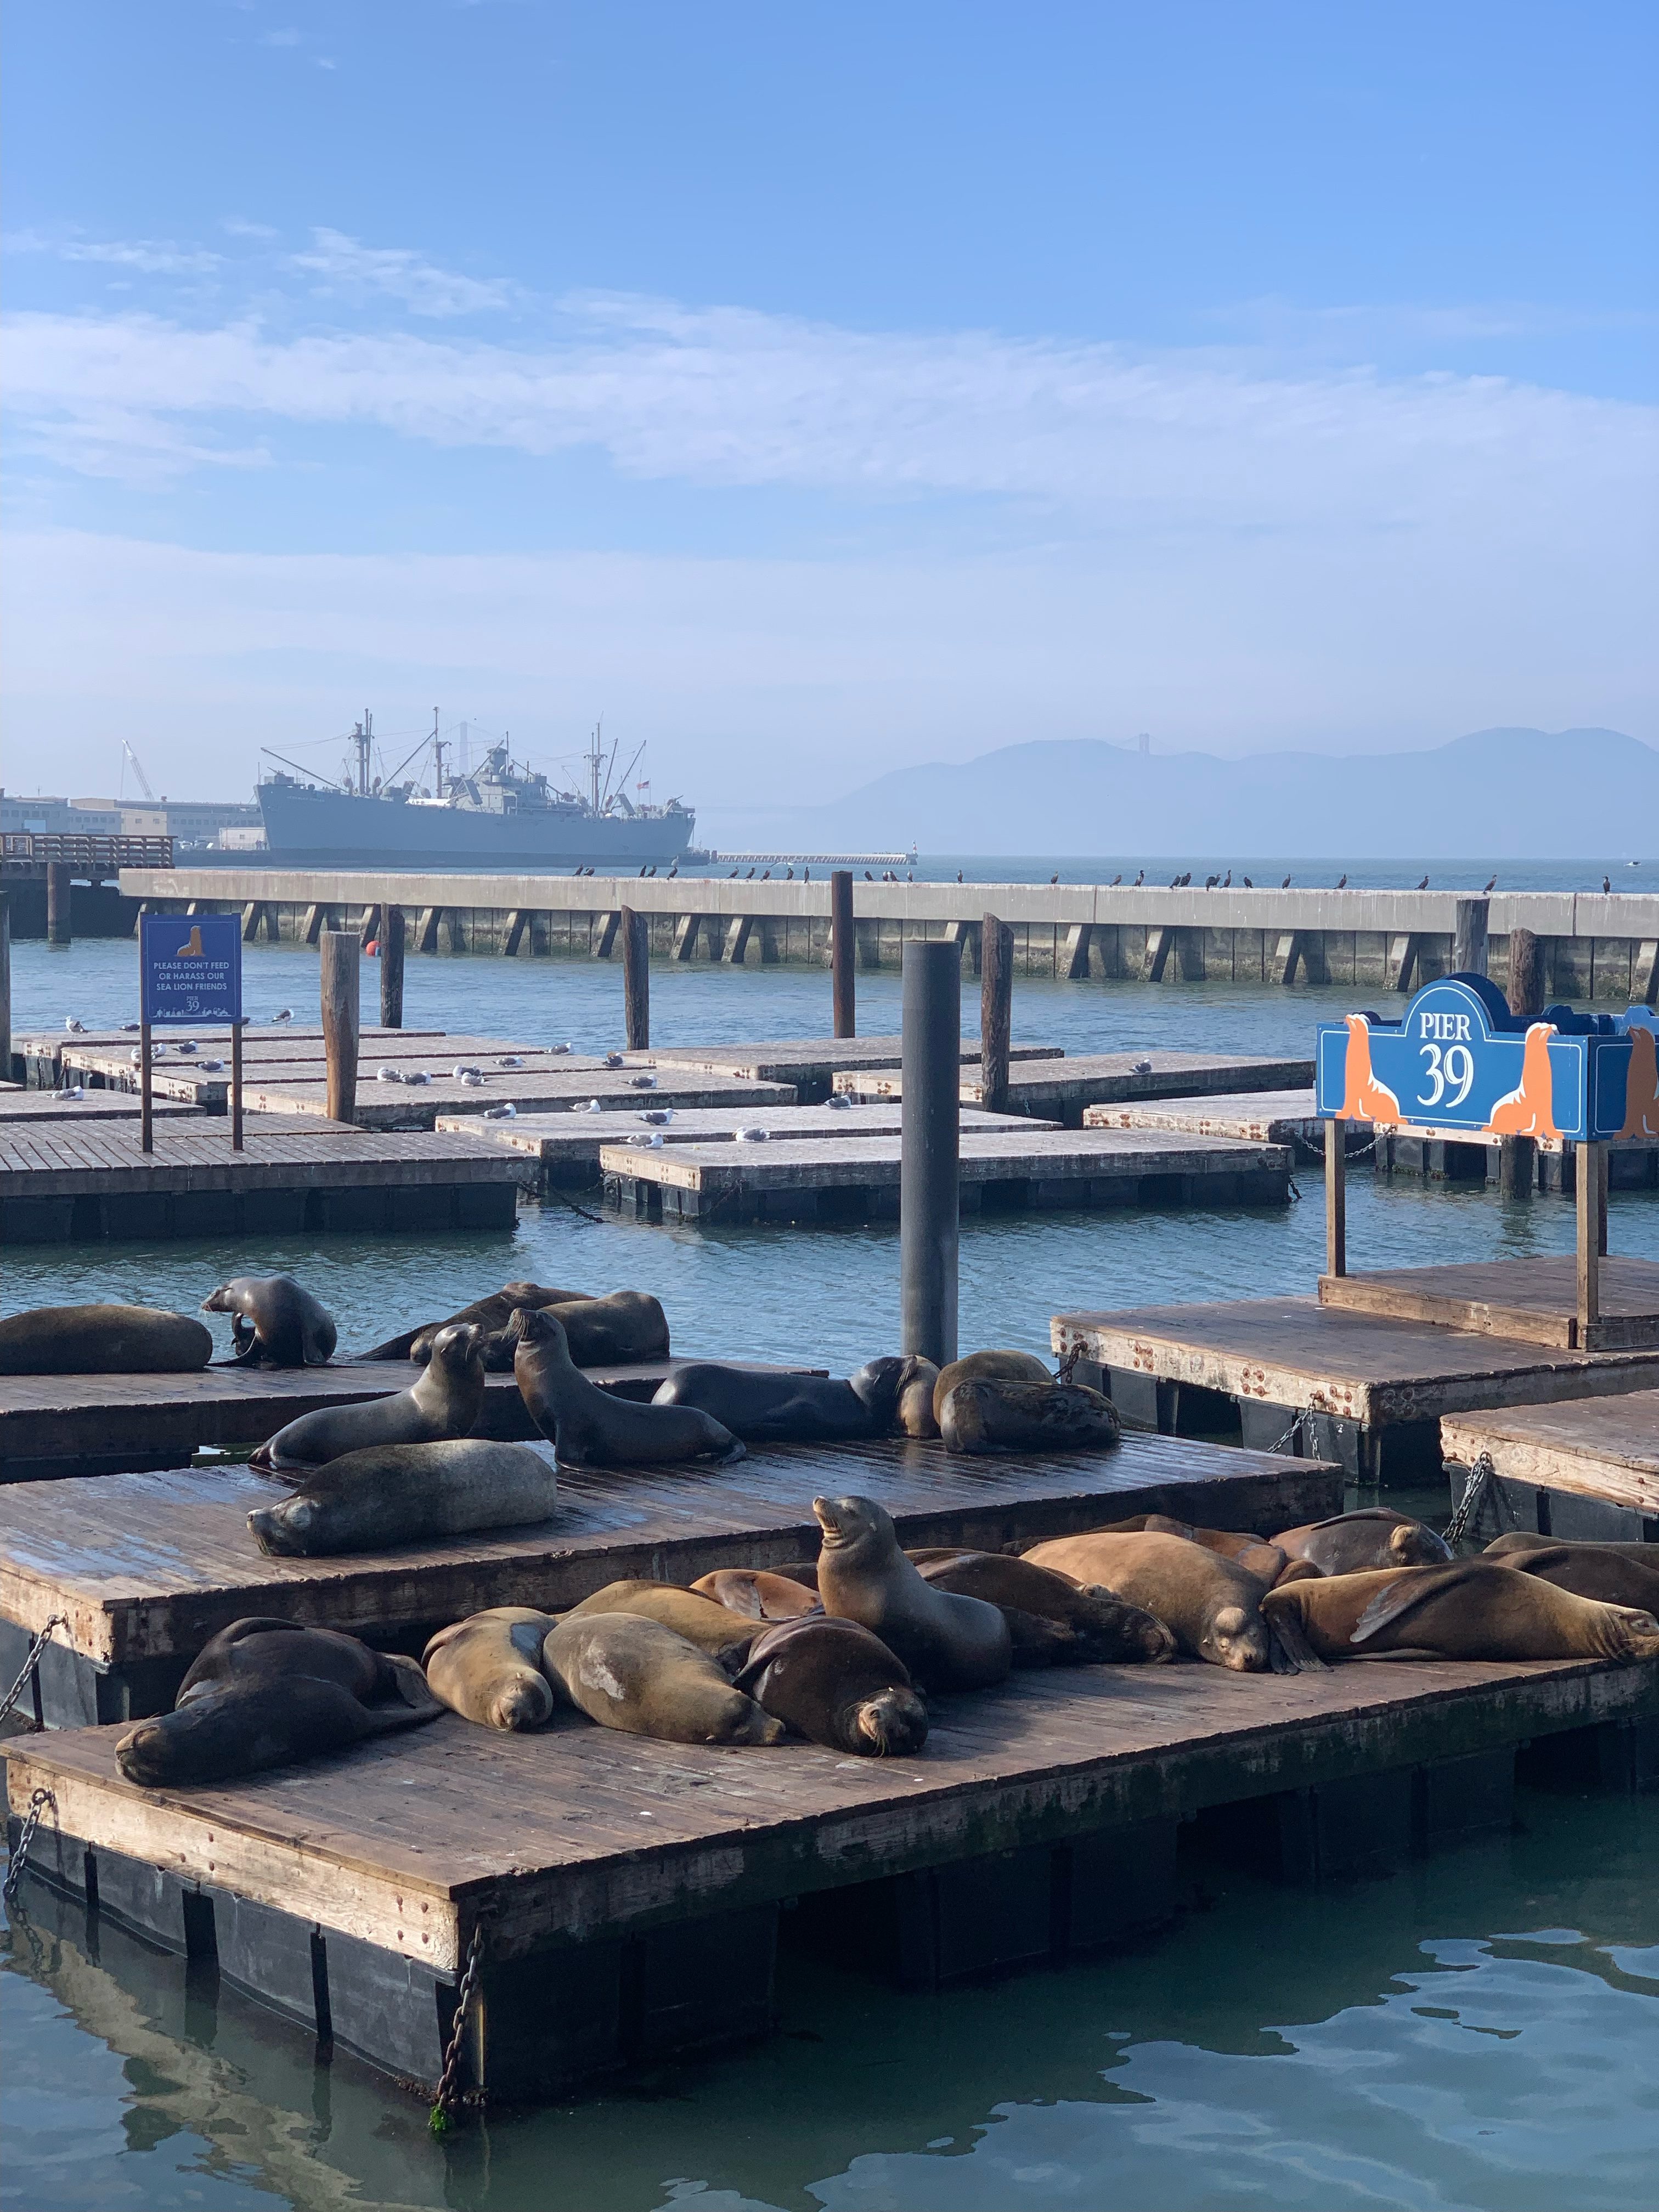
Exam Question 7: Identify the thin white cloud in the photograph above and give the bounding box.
[221,217,279,240]
[6,229,221,276]
[259,27,302,46]
[285,229,511,316]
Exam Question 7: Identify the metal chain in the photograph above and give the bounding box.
[1444,1452,1495,1549]
[0,1616,67,1731]
[1053,1344,1082,1386]
[4,1787,57,1906]
[1266,1410,1304,1458]
[428,1925,486,2136]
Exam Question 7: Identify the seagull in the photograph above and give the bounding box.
[1133,870,1144,887]
[484,1103,517,1120]
[907,872,913,883]
[1336,874,1347,890]
[602,1052,625,1069]
[271,1008,294,1023]
[1282,875,1293,889]
[1483,876,1497,894]
[496,1055,524,1068]
[377,1065,404,1084]
[64,1017,86,1033]
[1417,875,1430,891]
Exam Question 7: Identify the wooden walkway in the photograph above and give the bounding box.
[1443,1391,1659,1536]
[249,1069,799,1130]
[1320,1255,1659,1355]
[0,1126,522,1245]
[1086,1087,1324,1145]
[7,1647,1649,2095]
[0,1432,1339,1720]
[629,1036,1061,1104]
[0,1092,206,1125]
[16,1025,445,1086]
[1052,1296,1659,1483]
[603,1127,1292,1222]
[835,1051,1316,1125]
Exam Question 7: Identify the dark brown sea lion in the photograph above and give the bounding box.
[930,1350,1052,1425]
[650,1355,911,1442]
[1481,1536,1659,1612]
[359,1282,589,1361]
[1134,1515,1292,1587]
[202,1275,337,1368]
[249,1323,488,1474]
[246,1438,557,1556]
[735,1616,928,1754]
[0,1303,212,1376]
[909,1549,1176,1664]
[510,1307,742,1466]
[1273,1508,1452,1574]
[1261,1560,1659,1663]
[939,1378,1121,1456]
[691,1568,824,1621]
[814,1495,1012,1691]
[561,1579,759,1668]
[1022,1531,1295,1672]
[424,1606,561,1730]
[542,1613,784,1744]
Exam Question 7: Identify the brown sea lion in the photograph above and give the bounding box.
[650,1355,910,1442]
[542,1613,783,1744]
[909,1549,1176,1664]
[1135,1515,1292,1587]
[247,1438,557,1556]
[359,1282,589,1361]
[940,1378,1121,1457]
[1261,1560,1659,1663]
[249,1323,487,1474]
[814,1495,1012,1691]
[423,1607,561,1730]
[735,1616,928,1755]
[1021,1531,1295,1672]
[691,1568,823,1622]
[202,1275,337,1368]
[1273,1508,1452,1575]
[510,1307,741,1466]
[561,1579,759,1668]
[895,1357,941,1438]
[0,1302,212,1376]
[931,1349,1052,1425]
[1482,1536,1659,1612]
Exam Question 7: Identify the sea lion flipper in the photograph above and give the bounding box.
[1349,1565,1470,1644]
[381,1653,447,1717]
[1266,1608,1329,1673]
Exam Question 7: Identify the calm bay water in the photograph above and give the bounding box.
[4,935,1658,2211]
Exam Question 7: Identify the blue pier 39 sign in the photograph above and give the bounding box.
[1316,974,1659,1146]
[140,912,242,1028]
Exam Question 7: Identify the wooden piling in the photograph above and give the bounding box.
[621,906,650,1050]
[980,914,1013,1116]
[320,932,360,1126]
[831,871,855,1039]
[1576,1140,1602,1336]
[379,905,405,1029]
[0,894,10,1083]
[45,862,72,947]
[1499,924,1544,1199]
[1453,897,1489,978]
[1324,1116,1346,1277]
[900,938,961,1364]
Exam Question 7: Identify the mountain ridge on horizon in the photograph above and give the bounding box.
[705,726,1657,859]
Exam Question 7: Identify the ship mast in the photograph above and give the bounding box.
[355,710,374,797]
[585,719,605,814]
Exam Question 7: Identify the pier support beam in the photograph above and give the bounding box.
[1576,1141,1604,1338]
[621,906,650,1050]
[0,893,10,1081]
[380,905,405,1028]
[1324,1117,1346,1277]
[721,914,753,966]
[320,931,360,1126]
[1500,926,1543,1199]
[1453,897,1489,977]
[980,913,1013,1116]
[46,862,72,946]
[1063,922,1093,980]
[671,913,701,962]
[900,937,961,1365]
[831,871,855,1038]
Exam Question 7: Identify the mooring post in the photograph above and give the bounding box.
[1324,1116,1346,1277]
[900,937,961,1364]
[831,871,855,1038]
[1576,1139,1602,1337]
[230,1017,244,1152]
[380,904,405,1028]
[0,893,11,1083]
[320,930,360,1125]
[621,906,650,1050]
[1500,924,1544,1198]
[1453,896,1489,978]
[980,913,1012,1115]
[46,862,72,947]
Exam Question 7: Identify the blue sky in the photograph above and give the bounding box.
[3,1,1655,818]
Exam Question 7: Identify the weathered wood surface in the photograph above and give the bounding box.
[630,1036,1060,1102]
[0,1125,518,1190]
[836,1051,1316,1125]
[0,1432,1339,1665]
[1053,1297,1659,1427]
[0,1091,206,1124]
[8,1650,1647,1977]
[1442,1391,1659,1515]
[1318,1255,1659,1354]
[1085,1088,1324,1144]
[247,1069,799,1129]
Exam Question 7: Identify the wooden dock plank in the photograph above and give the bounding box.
[836,1051,1317,1125]
[1085,1087,1324,1144]
[1442,1391,1659,1516]
[1319,1255,1659,1354]
[631,1036,1062,1101]
[246,1070,800,1129]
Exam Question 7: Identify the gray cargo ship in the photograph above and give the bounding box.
[256,715,697,871]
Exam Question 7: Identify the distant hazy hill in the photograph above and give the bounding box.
[706,727,1656,859]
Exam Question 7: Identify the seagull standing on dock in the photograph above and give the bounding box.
[64,1017,86,1032]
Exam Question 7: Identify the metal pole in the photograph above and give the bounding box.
[320,931,360,1125]
[1324,1116,1346,1276]
[979,913,1012,1115]
[900,937,961,1364]
[831,871,855,1039]
[140,1018,153,1154]
[380,904,405,1028]
[620,906,650,1050]
[0,893,10,1084]
[231,1017,244,1151]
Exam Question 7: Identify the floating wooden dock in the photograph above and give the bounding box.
[0,1091,208,1125]
[1442,1391,1659,1541]
[1319,1255,1659,1354]
[16,1025,447,1088]
[602,1128,1293,1224]
[1370,1125,1659,1192]
[247,1069,800,1130]
[8,1647,1652,2100]
[0,1126,523,1245]
[1085,1087,1325,1145]
[634,1037,1061,1104]
[0,1432,1338,1722]
[836,1050,1316,1125]
[1052,1296,1659,1483]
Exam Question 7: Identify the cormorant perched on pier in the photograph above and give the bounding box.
[865,871,873,881]
[1336,874,1347,889]
[803,868,810,881]
[1049,872,1059,884]
[1281,874,1292,888]
[1181,872,1192,886]
[729,868,740,878]
[907,872,914,882]
[638,864,648,876]
[1243,876,1254,888]
[761,869,771,880]
[746,867,755,879]
[785,866,794,880]
[647,865,657,877]
[667,865,678,879]
[1204,873,1219,890]
[1110,873,1122,885]
[1604,875,1612,892]
[1483,875,1497,893]
[957,871,963,882]
[1222,870,1231,887]
[1417,874,1430,890]
[1133,869,1144,887]
[1169,874,1181,888]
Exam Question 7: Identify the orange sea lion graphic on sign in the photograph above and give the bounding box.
[1487,1022,1561,1138]
[1336,1014,1400,1124]
[178,926,204,957]
[1619,1026,1659,1141]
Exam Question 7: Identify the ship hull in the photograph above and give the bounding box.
[256,783,695,870]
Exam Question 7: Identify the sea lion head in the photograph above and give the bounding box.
[847,1356,909,1424]
[1201,1601,1272,1673]
[116,1692,287,1788]
[812,1493,895,1565]
[1599,1605,1659,1662]
[428,1321,486,1376]
[1387,1520,1454,1566]
[200,1277,255,1316]
[246,1494,317,1554]
[507,1305,568,1355]
[851,1685,930,1757]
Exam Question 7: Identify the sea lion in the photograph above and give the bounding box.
[1482,1535,1659,1611]
[542,1613,784,1744]
[908,1549,1176,1664]
[939,1378,1121,1457]
[423,1606,561,1730]
[930,1350,1052,1426]
[359,1282,590,1361]
[249,1323,488,1474]
[814,1495,1012,1691]
[1120,1515,1293,1587]
[1021,1532,1292,1672]
[734,1616,928,1754]
[246,1438,557,1556]
[1261,1560,1659,1663]
[201,1274,337,1368]
[690,1568,824,1621]
[365,1286,669,1371]
[561,1579,759,1669]
[176,1617,424,1707]
[0,1303,212,1376]
[649,1355,910,1443]
[510,1307,742,1467]
[1273,1508,1452,1575]
[895,1358,941,1438]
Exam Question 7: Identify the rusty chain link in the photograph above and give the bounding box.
[1444,1452,1496,1549]
[0,1617,67,1732]
[428,1925,486,2136]
[4,1787,58,1907]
